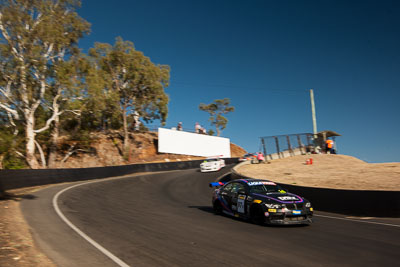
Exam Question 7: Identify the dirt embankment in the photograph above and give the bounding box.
[51,131,247,168]
[236,154,400,191]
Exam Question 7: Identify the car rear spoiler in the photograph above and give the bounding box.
[209,182,225,187]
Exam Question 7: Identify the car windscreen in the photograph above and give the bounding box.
[204,158,219,162]
[249,184,284,194]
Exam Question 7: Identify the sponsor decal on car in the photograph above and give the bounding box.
[265,203,281,209]
[292,210,301,215]
[277,196,298,201]
[268,208,277,213]
[253,199,262,204]
[237,198,245,213]
[248,181,276,186]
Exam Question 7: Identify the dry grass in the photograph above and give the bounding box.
[0,187,55,267]
[236,154,400,191]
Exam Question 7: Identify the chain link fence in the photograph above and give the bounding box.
[260,133,314,161]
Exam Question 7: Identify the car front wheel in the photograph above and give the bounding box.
[250,205,265,225]
[213,201,223,215]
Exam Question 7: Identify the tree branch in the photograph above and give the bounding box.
[0,103,20,120]
[34,140,46,168]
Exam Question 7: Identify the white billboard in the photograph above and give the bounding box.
[158,128,231,157]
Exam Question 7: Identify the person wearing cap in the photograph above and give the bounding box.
[177,122,183,131]
[325,139,334,154]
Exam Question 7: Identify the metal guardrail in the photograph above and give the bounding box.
[260,133,314,160]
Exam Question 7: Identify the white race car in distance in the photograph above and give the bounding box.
[200,157,226,172]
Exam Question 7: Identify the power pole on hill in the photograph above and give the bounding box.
[310,89,318,140]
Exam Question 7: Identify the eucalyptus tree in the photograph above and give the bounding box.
[199,98,235,136]
[0,0,90,168]
[89,37,170,156]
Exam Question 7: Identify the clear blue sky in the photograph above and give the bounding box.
[77,0,400,163]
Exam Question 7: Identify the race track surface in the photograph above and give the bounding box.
[22,166,400,266]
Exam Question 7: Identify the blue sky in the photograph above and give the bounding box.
[77,0,400,163]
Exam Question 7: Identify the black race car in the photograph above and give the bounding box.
[210,178,313,225]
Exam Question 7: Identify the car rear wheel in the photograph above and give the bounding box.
[213,201,223,215]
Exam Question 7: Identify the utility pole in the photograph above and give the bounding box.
[310,89,318,139]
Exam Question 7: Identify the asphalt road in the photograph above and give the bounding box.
[22,166,400,267]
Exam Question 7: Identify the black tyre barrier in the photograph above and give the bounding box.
[0,158,239,191]
[220,171,400,218]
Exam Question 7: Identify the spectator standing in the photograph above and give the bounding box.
[325,139,334,154]
[256,152,265,163]
[177,122,183,131]
[195,122,201,133]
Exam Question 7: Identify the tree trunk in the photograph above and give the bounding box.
[25,114,39,169]
[122,107,130,159]
[47,117,59,168]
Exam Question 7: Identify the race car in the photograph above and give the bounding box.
[239,153,257,162]
[210,178,313,225]
[200,157,225,172]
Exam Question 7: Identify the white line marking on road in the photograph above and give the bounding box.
[53,181,130,267]
[314,214,400,228]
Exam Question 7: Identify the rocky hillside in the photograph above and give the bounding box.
[53,131,247,168]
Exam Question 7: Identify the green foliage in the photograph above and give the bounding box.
[0,1,172,167]
[0,128,13,154]
[207,129,215,136]
[199,98,235,136]
[0,126,27,169]
[3,154,26,169]
[88,37,170,127]
[0,0,90,168]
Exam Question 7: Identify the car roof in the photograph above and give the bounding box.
[230,178,275,184]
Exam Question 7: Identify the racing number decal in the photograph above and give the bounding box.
[237,195,245,213]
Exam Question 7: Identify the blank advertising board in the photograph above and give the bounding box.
[158,128,231,157]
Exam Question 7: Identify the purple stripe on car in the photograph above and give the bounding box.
[253,193,304,203]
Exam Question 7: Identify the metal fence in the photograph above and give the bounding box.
[260,133,314,160]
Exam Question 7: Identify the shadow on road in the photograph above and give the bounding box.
[187,205,310,228]
[188,205,214,214]
[0,192,38,201]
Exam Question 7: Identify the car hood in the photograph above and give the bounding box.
[251,192,304,203]
[201,162,217,166]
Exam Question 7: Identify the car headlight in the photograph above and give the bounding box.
[265,203,282,209]
[305,202,312,208]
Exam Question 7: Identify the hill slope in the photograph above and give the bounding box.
[236,154,400,191]
[53,131,246,168]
